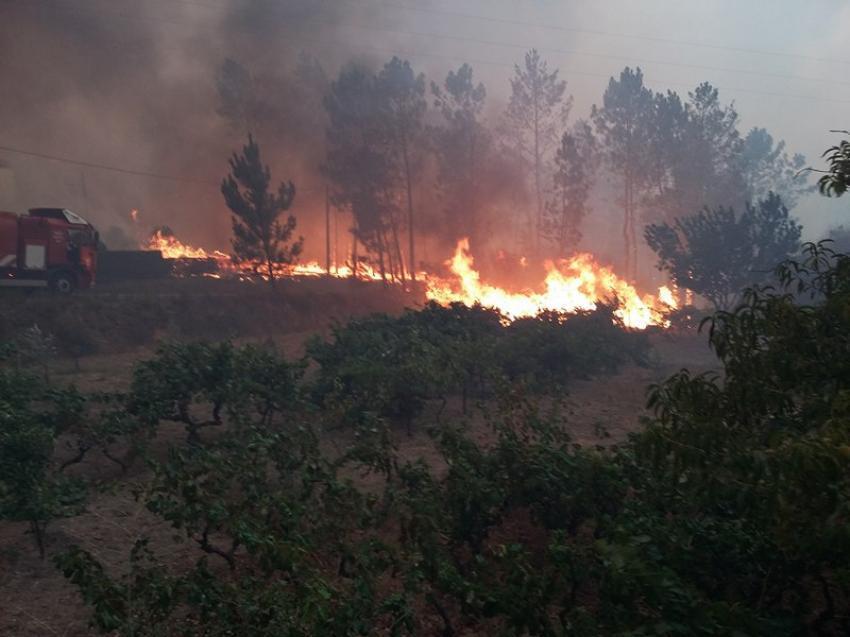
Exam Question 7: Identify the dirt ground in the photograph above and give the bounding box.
[0,324,718,637]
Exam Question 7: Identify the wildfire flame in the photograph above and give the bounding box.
[143,232,675,329]
[148,230,228,260]
[145,230,385,280]
[424,239,676,329]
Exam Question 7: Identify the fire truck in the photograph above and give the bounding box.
[0,208,99,292]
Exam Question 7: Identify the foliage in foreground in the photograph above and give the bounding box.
[47,244,850,635]
[0,346,86,557]
[308,301,649,430]
[816,131,850,197]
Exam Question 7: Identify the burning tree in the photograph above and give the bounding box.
[221,135,303,285]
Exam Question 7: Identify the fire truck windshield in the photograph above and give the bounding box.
[62,209,90,226]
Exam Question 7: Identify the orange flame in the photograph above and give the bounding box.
[424,239,675,329]
[144,231,675,328]
[145,231,386,281]
[148,230,229,260]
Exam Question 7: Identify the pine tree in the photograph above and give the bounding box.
[592,67,654,280]
[323,63,394,281]
[432,63,490,248]
[221,136,303,286]
[544,121,596,254]
[504,49,572,255]
[376,57,427,281]
[740,127,812,206]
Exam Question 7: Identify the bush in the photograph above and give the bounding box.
[0,347,86,556]
[128,341,305,445]
[59,245,850,634]
[309,301,650,432]
[499,304,650,387]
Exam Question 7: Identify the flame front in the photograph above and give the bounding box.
[144,231,675,329]
[424,239,676,329]
[148,230,228,260]
[146,231,385,280]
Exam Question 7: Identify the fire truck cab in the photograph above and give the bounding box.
[0,208,98,292]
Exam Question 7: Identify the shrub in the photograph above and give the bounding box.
[0,347,86,556]
[128,341,305,444]
[309,301,650,433]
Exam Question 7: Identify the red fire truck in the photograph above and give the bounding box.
[0,208,99,292]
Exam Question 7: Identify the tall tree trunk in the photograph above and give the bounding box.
[628,170,638,281]
[630,207,638,282]
[382,185,406,284]
[469,130,478,248]
[623,174,629,279]
[377,230,388,284]
[560,186,568,253]
[389,211,407,285]
[402,137,416,281]
[387,238,396,283]
[533,83,542,257]
[333,206,339,274]
[351,231,359,279]
[325,186,331,275]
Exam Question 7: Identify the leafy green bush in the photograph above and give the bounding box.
[57,418,405,636]
[0,347,86,556]
[308,312,443,435]
[309,301,649,433]
[128,341,305,444]
[499,304,650,387]
[60,246,850,634]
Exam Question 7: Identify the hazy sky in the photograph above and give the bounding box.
[1,0,848,245]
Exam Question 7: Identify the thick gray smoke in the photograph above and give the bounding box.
[1,0,843,261]
[0,0,391,252]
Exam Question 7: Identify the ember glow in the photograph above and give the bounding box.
[424,239,676,329]
[144,232,675,328]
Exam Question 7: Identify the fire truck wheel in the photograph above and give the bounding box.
[49,271,75,294]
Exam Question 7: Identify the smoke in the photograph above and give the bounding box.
[0,0,389,254]
[0,0,590,261]
[0,0,836,263]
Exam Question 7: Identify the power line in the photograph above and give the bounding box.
[332,21,850,90]
[352,0,850,67]
[38,0,846,68]
[352,43,850,106]
[0,143,217,185]
[0,143,327,194]
[3,0,850,111]
[2,0,847,93]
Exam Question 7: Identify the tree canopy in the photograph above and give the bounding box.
[222,135,303,285]
[645,192,802,309]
